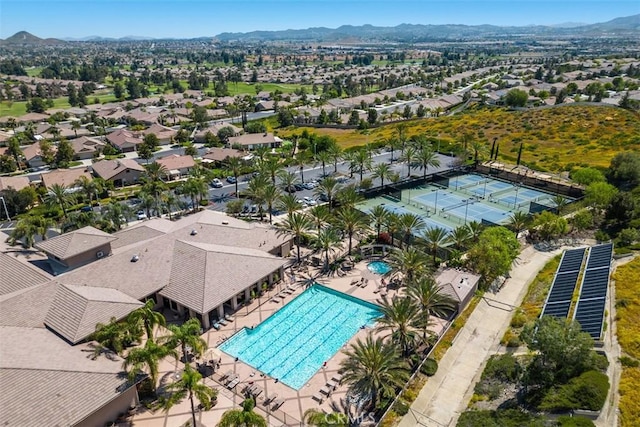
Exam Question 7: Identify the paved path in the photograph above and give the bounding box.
[398,244,559,427]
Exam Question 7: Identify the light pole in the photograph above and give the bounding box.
[464,199,470,224]
[513,184,521,209]
[434,189,439,212]
[0,196,9,221]
[483,180,488,199]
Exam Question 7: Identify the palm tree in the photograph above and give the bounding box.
[307,204,332,232]
[74,175,99,206]
[387,247,428,285]
[7,215,54,248]
[314,177,340,211]
[277,170,299,194]
[101,200,129,231]
[371,162,393,189]
[400,145,418,178]
[384,136,400,162]
[218,398,266,427]
[384,212,401,247]
[164,318,207,367]
[421,226,450,266]
[277,193,301,216]
[415,146,441,179]
[123,340,178,393]
[369,205,390,240]
[261,184,281,224]
[508,211,530,236]
[335,185,363,209]
[46,183,75,218]
[276,212,313,263]
[335,207,370,255]
[466,221,484,243]
[225,157,243,196]
[447,226,472,250]
[394,122,409,156]
[162,192,180,220]
[182,178,201,212]
[315,150,332,177]
[142,162,168,215]
[137,191,156,219]
[312,227,343,271]
[160,366,217,427]
[352,149,372,182]
[398,212,425,247]
[340,335,410,410]
[376,296,419,356]
[303,409,348,426]
[327,144,343,173]
[244,174,270,221]
[127,300,166,343]
[259,157,282,185]
[406,277,455,342]
[93,316,142,356]
[552,194,569,216]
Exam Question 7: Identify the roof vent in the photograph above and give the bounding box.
[131,254,140,262]
[190,229,198,236]
[221,220,229,225]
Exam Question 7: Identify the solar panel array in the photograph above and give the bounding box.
[540,248,586,319]
[573,243,614,340]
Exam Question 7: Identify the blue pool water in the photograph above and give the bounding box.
[218,285,380,390]
[367,261,392,275]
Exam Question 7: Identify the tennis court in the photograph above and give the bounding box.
[412,189,511,225]
[361,202,455,233]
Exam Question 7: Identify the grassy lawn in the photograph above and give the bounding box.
[25,67,44,77]
[614,256,640,427]
[0,101,28,117]
[279,105,640,171]
[225,82,314,96]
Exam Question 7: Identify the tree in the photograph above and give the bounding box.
[307,204,332,232]
[303,409,348,426]
[46,183,75,218]
[400,145,418,178]
[276,193,301,217]
[407,276,455,342]
[447,225,472,250]
[376,296,419,356]
[340,335,409,410]
[507,211,530,236]
[415,145,441,179]
[335,185,363,209]
[398,212,425,247]
[371,162,393,189]
[7,215,54,248]
[607,151,640,189]
[92,316,142,356]
[605,192,638,227]
[387,247,428,285]
[218,398,266,427]
[102,200,129,231]
[160,366,217,427]
[141,162,168,215]
[466,227,520,288]
[369,205,390,240]
[226,157,243,196]
[54,138,75,167]
[164,318,207,367]
[123,340,178,393]
[277,212,313,263]
[261,184,281,224]
[420,226,450,265]
[335,207,370,255]
[314,177,340,211]
[504,89,528,107]
[74,175,100,206]
[312,227,343,271]
[367,108,378,125]
[552,195,569,215]
[570,168,606,186]
[127,300,166,343]
[584,182,618,210]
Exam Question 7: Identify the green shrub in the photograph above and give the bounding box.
[620,356,640,368]
[539,370,609,411]
[393,400,410,416]
[421,358,438,376]
[556,415,596,427]
[510,309,527,328]
[482,354,521,382]
[457,409,545,427]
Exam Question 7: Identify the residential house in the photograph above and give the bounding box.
[143,123,177,146]
[106,129,143,153]
[0,175,31,192]
[91,159,145,187]
[71,136,106,160]
[227,132,282,151]
[193,123,242,143]
[22,142,55,168]
[156,154,195,180]
[201,147,245,166]
[40,168,92,190]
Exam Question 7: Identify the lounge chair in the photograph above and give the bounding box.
[331,374,343,384]
[225,314,234,321]
[212,323,221,330]
[227,378,240,389]
[271,398,284,410]
[311,393,324,404]
[225,374,238,385]
[218,318,228,326]
[350,279,359,287]
[319,386,332,396]
[263,393,277,405]
[220,370,233,380]
[251,385,263,398]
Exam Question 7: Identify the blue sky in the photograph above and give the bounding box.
[1,0,638,39]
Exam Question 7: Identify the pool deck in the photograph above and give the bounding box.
[128,260,447,427]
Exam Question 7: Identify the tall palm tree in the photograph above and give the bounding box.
[137,191,156,219]
[307,204,332,232]
[312,227,343,271]
[218,398,266,427]
[277,193,302,216]
[552,195,569,216]
[92,316,142,356]
[466,221,484,243]
[142,162,168,215]
[127,300,166,343]
[160,366,217,427]
[415,146,441,179]
[74,175,100,206]
[387,247,428,285]
[371,162,393,189]
[315,150,332,177]
[277,170,299,194]
[376,296,419,357]
[406,277,455,342]
[394,122,409,156]
[369,205,390,240]
[384,212,401,247]
[244,174,270,221]
[508,211,531,236]
[259,157,282,185]
[7,215,54,248]
[340,335,410,410]
[335,207,370,255]
[303,409,348,426]
[46,183,75,218]
[447,226,472,250]
[327,144,343,173]
[261,184,281,224]
[400,145,418,178]
[161,192,179,220]
[421,226,450,266]
[276,212,313,263]
[469,140,488,164]
[102,201,130,231]
[314,177,340,211]
[335,185,363,209]
[164,318,207,367]
[352,149,372,182]
[398,212,425,247]
[123,340,178,393]
[384,136,401,162]
[182,178,201,212]
[225,157,243,196]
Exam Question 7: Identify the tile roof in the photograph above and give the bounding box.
[40,168,92,189]
[91,158,145,181]
[0,175,31,191]
[160,240,287,314]
[44,283,143,344]
[156,154,196,171]
[110,224,167,250]
[0,283,56,328]
[35,226,116,260]
[0,326,131,427]
[202,147,245,162]
[70,135,105,156]
[0,252,51,296]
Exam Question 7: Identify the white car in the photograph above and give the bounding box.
[211,178,223,188]
[136,210,147,220]
[303,196,317,206]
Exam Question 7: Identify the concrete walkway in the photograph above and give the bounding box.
[398,244,559,427]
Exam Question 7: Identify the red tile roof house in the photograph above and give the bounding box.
[91,159,145,187]
[156,154,196,180]
[106,129,143,153]
[227,132,283,151]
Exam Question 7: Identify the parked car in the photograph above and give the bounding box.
[226,176,237,184]
[80,205,93,212]
[303,196,317,206]
[211,178,223,188]
[293,183,305,191]
[136,210,147,220]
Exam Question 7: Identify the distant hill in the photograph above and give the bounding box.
[581,14,640,31]
[1,31,64,45]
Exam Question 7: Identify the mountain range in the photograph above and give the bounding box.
[1,14,638,45]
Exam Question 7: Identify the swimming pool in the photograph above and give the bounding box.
[368,260,392,275]
[218,285,380,390]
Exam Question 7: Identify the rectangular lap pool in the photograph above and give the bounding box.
[219,285,380,390]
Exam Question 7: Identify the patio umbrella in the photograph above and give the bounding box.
[203,347,222,361]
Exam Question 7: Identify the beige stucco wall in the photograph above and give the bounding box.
[59,243,112,270]
[72,386,138,427]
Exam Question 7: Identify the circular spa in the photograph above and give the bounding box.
[367,260,392,275]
